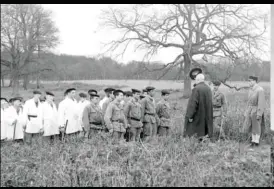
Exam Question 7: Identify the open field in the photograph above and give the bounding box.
[0,80,272,187]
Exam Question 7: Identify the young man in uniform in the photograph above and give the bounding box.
[156,90,172,137]
[39,91,60,144]
[82,93,105,139]
[78,92,90,135]
[5,97,25,143]
[212,80,227,140]
[104,90,128,142]
[58,88,82,141]
[124,89,143,142]
[23,90,43,145]
[242,76,266,148]
[101,88,116,115]
[140,86,158,141]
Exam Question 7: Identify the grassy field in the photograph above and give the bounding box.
[0,80,272,187]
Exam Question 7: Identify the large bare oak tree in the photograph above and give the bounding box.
[100,4,268,98]
[1,4,59,95]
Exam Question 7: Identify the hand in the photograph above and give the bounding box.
[39,128,44,134]
[22,125,26,130]
[12,119,17,125]
[189,118,193,123]
[256,115,262,120]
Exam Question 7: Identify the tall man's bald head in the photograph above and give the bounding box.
[195,73,205,84]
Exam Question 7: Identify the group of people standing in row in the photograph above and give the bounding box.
[0,68,266,148]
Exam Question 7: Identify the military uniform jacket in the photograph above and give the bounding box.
[212,89,227,117]
[140,96,157,124]
[102,98,113,115]
[82,102,104,130]
[104,101,127,133]
[124,98,143,128]
[156,99,172,128]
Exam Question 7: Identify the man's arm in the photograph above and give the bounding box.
[185,88,199,119]
[140,98,146,123]
[82,106,90,130]
[257,88,265,118]
[104,104,113,131]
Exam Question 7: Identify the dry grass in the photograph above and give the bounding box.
[0,80,272,187]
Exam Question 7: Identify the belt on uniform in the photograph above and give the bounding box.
[90,122,102,125]
[28,115,37,120]
[145,113,155,116]
[213,106,222,108]
[130,117,141,121]
[111,120,123,123]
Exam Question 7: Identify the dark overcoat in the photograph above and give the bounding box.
[184,82,213,138]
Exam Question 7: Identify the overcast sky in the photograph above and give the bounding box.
[42,4,270,64]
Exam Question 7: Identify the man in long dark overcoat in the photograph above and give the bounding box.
[184,73,213,139]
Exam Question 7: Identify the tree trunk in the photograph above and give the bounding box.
[183,54,192,98]
[1,75,4,87]
[11,71,20,96]
[36,73,40,89]
[23,74,29,90]
[8,78,13,87]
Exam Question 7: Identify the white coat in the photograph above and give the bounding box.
[58,97,81,134]
[38,101,60,136]
[99,97,108,110]
[1,108,7,140]
[23,98,42,134]
[5,106,25,140]
[78,100,90,130]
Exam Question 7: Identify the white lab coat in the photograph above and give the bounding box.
[38,101,60,136]
[58,97,81,134]
[5,106,25,140]
[1,108,8,140]
[99,97,108,110]
[23,98,42,133]
[78,100,90,130]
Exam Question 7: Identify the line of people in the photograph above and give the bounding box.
[0,86,173,145]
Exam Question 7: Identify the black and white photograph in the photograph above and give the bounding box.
[0,4,273,187]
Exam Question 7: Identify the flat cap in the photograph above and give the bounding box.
[212,80,221,86]
[65,88,76,94]
[33,90,42,95]
[104,88,115,93]
[46,91,55,96]
[0,97,8,102]
[10,97,23,102]
[88,89,97,95]
[189,68,203,80]
[125,91,133,97]
[113,89,124,96]
[161,89,170,95]
[132,89,141,94]
[145,86,155,91]
[79,92,87,98]
[248,76,258,82]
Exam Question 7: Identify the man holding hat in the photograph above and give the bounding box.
[99,88,115,110]
[124,89,143,142]
[82,93,105,139]
[38,91,59,143]
[212,80,227,139]
[5,97,25,142]
[242,76,266,148]
[23,90,43,145]
[1,98,9,141]
[184,70,214,140]
[140,86,158,141]
[156,90,172,137]
[104,90,128,142]
[58,88,82,140]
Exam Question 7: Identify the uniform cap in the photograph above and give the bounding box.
[132,89,141,94]
[33,90,42,95]
[104,88,115,93]
[212,80,221,86]
[113,89,124,96]
[248,76,258,82]
[65,88,76,94]
[46,91,55,96]
[125,91,133,97]
[161,89,170,95]
[142,89,148,93]
[79,92,87,98]
[145,86,155,91]
[189,68,203,80]
[10,97,23,103]
[88,89,97,95]
[90,93,100,98]
[0,97,8,103]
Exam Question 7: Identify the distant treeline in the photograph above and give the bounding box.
[1,53,270,82]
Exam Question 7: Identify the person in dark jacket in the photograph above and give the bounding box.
[184,73,213,140]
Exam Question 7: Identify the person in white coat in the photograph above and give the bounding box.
[58,88,81,140]
[78,93,90,134]
[1,98,10,141]
[38,91,60,143]
[99,88,115,110]
[5,97,25,143]
[23,90,43,145]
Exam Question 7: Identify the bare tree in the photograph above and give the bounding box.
[100,4,268,97]
[1,4,59,95]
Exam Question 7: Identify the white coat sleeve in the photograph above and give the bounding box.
[4,108,16,125]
